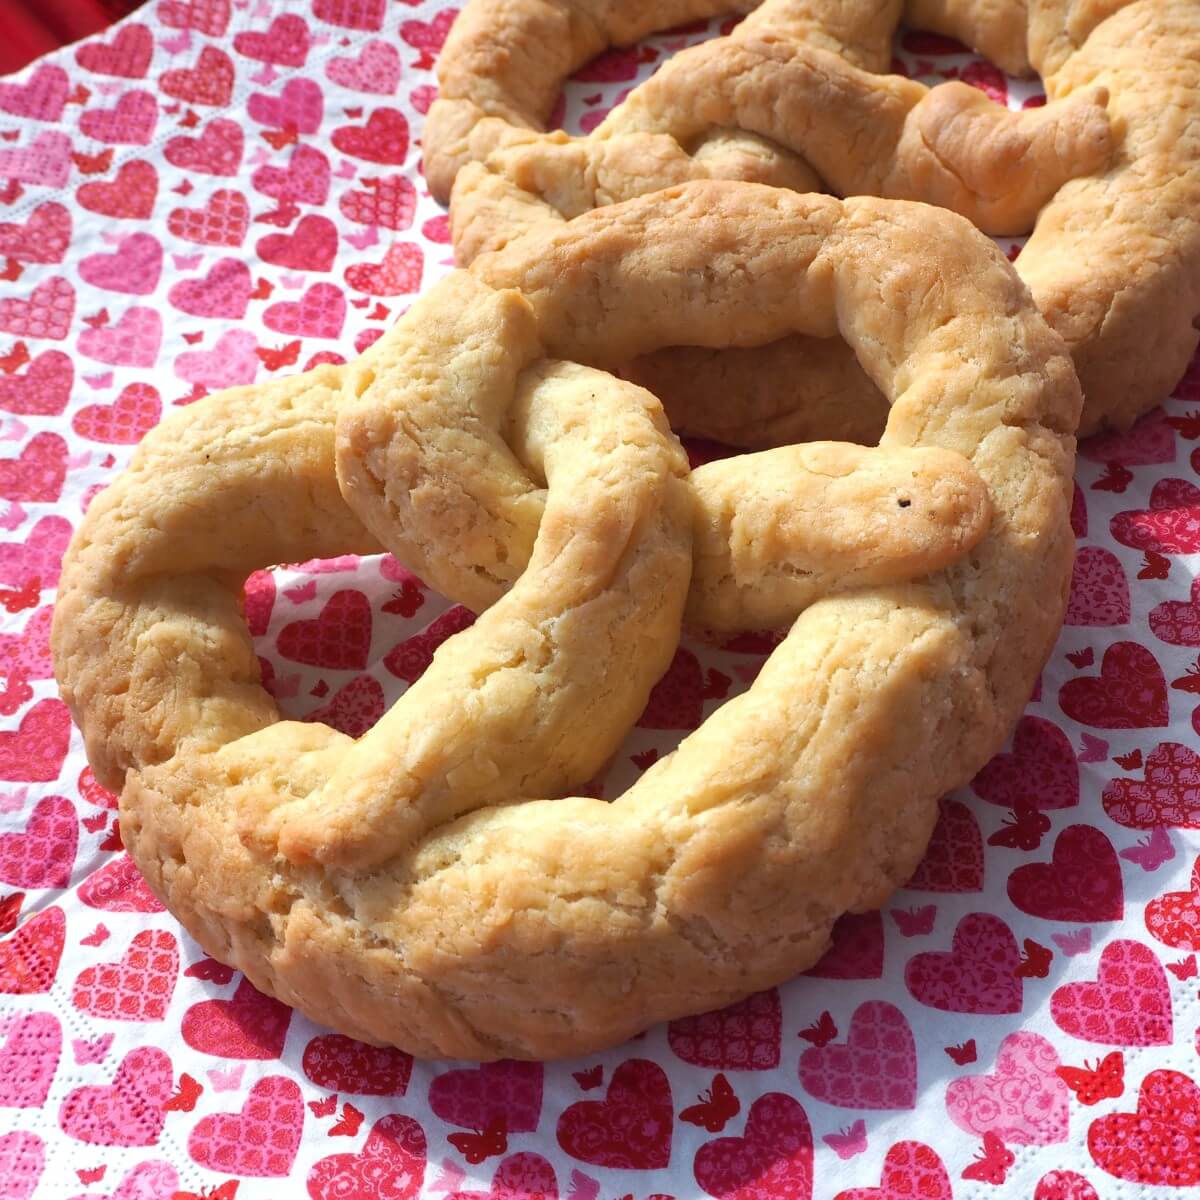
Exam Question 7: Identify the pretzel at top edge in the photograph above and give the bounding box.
[53,183,1077,1059]
[428,0,1200,437]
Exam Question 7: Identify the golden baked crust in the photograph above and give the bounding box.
[53,183,1078,1059]
[428,0,1200,436]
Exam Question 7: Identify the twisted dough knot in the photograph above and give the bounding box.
[428,0,1200,435]
[54,184,1078,1059]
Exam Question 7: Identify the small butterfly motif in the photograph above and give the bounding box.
[308,1093,338,1118]
[0,892,22,935]
[1119,826,1174,871]
[564,1171,600,1200]
[71,148,113,175]
[1065,647,1095,669]
[1077,732,1109,763]
[174,1183,238,1200]
[164,1072,203,1113]
[345,225,380,251]
[1170,659,1200,695]
[429,1160,467,1194]
[71,1034,113,1064]
[0,341,29,373]
[1139,550,1171,580]
[82,811,108,834]
[79,922,109,946]
[262,125,299,151]
[988,801,1050,851]
[256,340,302,371]
[1056,1051,1124,1105]
[0,258,21,283]
[447,1116,507,1165]
[822,1118,867,1160]
[680,1073,740,1133]
[1166,409,1200,439]
[184,956,235,984]
[1092,462,1133,493]
[1015,938,1053,979]
[961,1132,1015,1184]
[572,1064,602,1090]
[329,1102,364,1137]
[891,905,936,936]
[207,1064,244,1092]
[1114,748,1143,770]
[945,1039,977,1065]
[798,1010,837,1047]
[249,277,274,300]
[76,1167,105,1186]
[0,578,39,614]
[1051,927,1093,956]
[1166,955,1197,980]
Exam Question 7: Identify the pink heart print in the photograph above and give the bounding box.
[805,909,885,980]
[0,351,72,416]
[1050,938,1173,1046]
[234,14,312,67]
[73,383,162,445]
[973,714,1079,809]
[0,794,76,887]
[0,276,75,340]
[1150,574,1200,646]
[78,233,163,295]
[79,89,158,144]
[166,189,249,248]
[1111,477,1200,555]
[74,23,155,79]
[71,929,179,1022]
[1059,640,1170,729]
[167,258,253,318]
[307,1114,426,1200]
[1007,824,1124,922]
[158,0,231,37]
[0,130,71,188]
[0,65,69,121]
[0,606,55,678]
[302,1033,413,1095]
[1065,546,1131,626]
[0,202,71,263]
[0,433,67,503]
[312,0,387,33]
[1103,741,1200,828]
[247,78,324,133]
[174,329,259,388]
[945,1031,1069,1144]
[58,1046,173,1146]
[1145,855,1200,948]
[76,307,162,369]
[340,174,417,229]
[326,40,402,93]
[0,699,71,782]
[798,1001,917,1109]
[160,46,235,107]
[556,1059,672,1169]
[668,988,782,1070]
[344,242,423,295]
[66,1159,179,1200]
[76,160,158,220]
[429,1059,543,1132]
[252,144,331,204]
[263,282,346,338]
[444,1153,558,1200]
[278,588,372,669]
[0,1131,45,1200]
[0,1012,61,1107]
[78,854,165,913]
[164,117,244,175]
[306,674,384,736]
[384,604,475,683]
[257,214,339,271]
[181,976,292,1059]
[905,911,1023,1014]
[0,906,64,994]
[188,1076,304,1176]
[1080,405,1177,465]
[1034,1171,1101,1200]
[904,796,984,892]
[693,1091,813,1200]
[835,1141,952,1200]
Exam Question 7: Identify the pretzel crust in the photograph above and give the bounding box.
[54,184,1077,1059]
[429,0,1200,435]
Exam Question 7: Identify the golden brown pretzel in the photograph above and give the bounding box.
[53,183,1077,1059]
[427,0,1200,436]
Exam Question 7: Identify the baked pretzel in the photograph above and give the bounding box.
[428,0,1200,436]
[53,183,1078,1059]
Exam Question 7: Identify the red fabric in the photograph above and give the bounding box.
[0,0,145,76]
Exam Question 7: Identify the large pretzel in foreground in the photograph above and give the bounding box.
[427,0,1200,437]
[53,184,1077,1059]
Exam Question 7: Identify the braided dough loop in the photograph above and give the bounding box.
[54,184,1077,1060]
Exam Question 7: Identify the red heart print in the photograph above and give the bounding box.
[572,46,640,83]
[73,384,162,445]
[693,1091,812,1199]
[1051,939,1173,1046]
[556,1059,671,1169]
[234,14,311,66]
[1080,406,1176,465]
[0,130,72,187]
[1034,1171,1100,1200]
[243,570,275,637]
[0,606,54,679]
[75,23,154,78]
[168,258,252,319]
[158,0,231,36]
[0,350,72,416]
[78,232,163,295]
[257,214,338,271]
[798,1001,916,1110]
[400,10,457,69]
[1145,855,1200,948]
[0,905,64,993]
[668,988,781,1070]
[247,78,324,133]
[638,646,725,730]
[302,1033,413,1095]
[306,674,384,736]
[1059,641,1169,729]
[188,1076,303,1176]
[77,160,158,219]
[332,107,410,163]
[0,1011,61,1107]
[1103,741,1200,828]
[1070,481,1087,536]
[278,588,371,669]
[0,1131,43,1200]
[79,854,165,913]
[1088,1068,1200,1185]
[835,1141,952,1200]
[252,144,330,204]
[445,1153,557,1200]
[326,40,402,93]
[1111,477,1200,555]
[0,276,75,340]
[164,118,243,176]
[0,202,71,263]
[263,282,346,338]
[167,189,249,248]
[78,765,119,810]
[78,307,162,369]
[0,65,69,121]
[905,912,1022,1014]
[345,243,423,295]
[182,976,292,1059]
[72,929,179,1022]
[0,795,76,887]
[1150,575,1200,646]
[1065,546,1130,626]
[1007,824,1123,922]
[307,1113,425,1200]
[0,515,71,587]
[312,0,386,31]
[804,909,884,979]
[0,699,70,782]
[973,715,1078,810]
[384,605,475,682]
[175,328,259,389]
[79,90,158,145]
[58,1046,173,1146]
[0,433,67,502]
[339,175,416,229]
[160,46,234,107]
[904,796,983,891]
[429,1059,542,1132]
